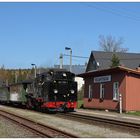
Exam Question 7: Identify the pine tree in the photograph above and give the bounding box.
[110,54,120,68]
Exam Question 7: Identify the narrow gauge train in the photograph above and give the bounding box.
[0,69,77,112]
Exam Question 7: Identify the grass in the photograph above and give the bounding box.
[126,111,140,116]
[77,100,84,109]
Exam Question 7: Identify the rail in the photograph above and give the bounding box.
[57,112,140,130]
[0,109,78,138]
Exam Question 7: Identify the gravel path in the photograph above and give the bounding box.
[0,105,140,138]
[0,116,40,138]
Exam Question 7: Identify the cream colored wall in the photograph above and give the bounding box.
[75,77,84,91]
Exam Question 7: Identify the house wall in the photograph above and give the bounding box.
[84,72,126,111]
[125,73,140,111]
[75,77,84,91]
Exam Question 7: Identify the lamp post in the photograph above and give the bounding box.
[31,63,37,78]
[65,47,72,72]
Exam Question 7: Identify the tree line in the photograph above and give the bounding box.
[0,66,34,86]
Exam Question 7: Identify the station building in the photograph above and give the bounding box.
[79,66,140,112]
[78,50,140,112]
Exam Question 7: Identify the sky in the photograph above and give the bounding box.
[0,2,140,69]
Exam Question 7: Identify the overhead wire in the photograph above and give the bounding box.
[107,6,140,19]
[85,3,140,22]
[63,54,88,59]
[63,54,140,60]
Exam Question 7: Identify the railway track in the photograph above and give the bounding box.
[56,112,140,131]
[0,109,78,138]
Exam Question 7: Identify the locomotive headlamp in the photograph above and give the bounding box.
[67,94,69,96]
[63,73,67,77]
[54,89,58,94]
[64,95,66,97]
[70,90,75,94]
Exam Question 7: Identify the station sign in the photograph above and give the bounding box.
[94,75,111,83]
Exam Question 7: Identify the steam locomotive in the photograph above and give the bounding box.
[0,69,77,112]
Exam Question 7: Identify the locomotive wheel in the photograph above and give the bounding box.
[68,108,74,112]
[41,108,47,113]
[37,106,42,112]
[26,99,34,110]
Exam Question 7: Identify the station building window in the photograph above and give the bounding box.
[88,84,93,99]
[100,83,105,99]
[113,82,119,100]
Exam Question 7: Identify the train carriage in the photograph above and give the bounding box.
[9,81,32,106]
[0,86,10,104]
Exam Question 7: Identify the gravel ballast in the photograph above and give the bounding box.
[0,105,139,138]
[0,116,40,138]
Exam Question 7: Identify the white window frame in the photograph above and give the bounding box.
[113,82,119,100]
[100,83,104,99]
[88,85,93,99]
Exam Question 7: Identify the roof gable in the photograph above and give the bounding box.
[86,51,140,72]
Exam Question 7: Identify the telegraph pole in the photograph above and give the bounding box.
[59,53,63,69]
[70,49,72,72]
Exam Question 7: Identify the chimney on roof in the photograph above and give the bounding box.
[136,64,140,72]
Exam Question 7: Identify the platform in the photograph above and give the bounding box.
[75,109,140,124]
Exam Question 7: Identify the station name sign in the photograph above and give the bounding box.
[94,75,111,83]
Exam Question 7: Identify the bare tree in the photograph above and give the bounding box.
[99,35,128,52]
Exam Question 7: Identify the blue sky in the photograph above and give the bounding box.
[0,2,140,69]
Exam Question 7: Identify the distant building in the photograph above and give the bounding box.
[54,64,86,75]
[86,51,140,72]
